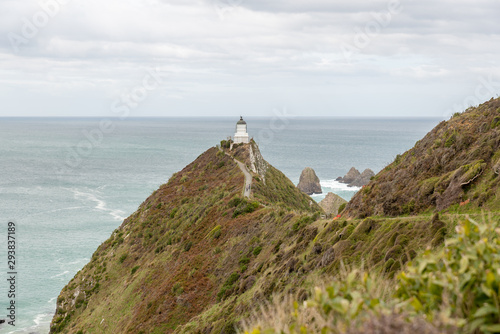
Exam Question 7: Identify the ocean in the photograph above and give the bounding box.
[0,117,440,334]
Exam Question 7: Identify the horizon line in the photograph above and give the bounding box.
[0,115,445,120]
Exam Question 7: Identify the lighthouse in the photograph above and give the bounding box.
[234,116,250,144]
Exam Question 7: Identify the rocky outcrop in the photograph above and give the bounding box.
[297,167,322,195]
[337,167,361,184]
[319,192,347,215]
[249,141,268,183]
[350,169,375,187]
[337,167,374,187]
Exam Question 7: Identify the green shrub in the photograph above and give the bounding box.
[397,218,500,333]
[232,200,259,218]
[228,197,243,208]
[217,272,240,301]
[253,246,263,256]
[131,266,140,275]
[444,132,456,147]
[184,241,193,252]
[338,203,347,213]
[291,215,313,232]
[118,253,128,264]
[172,282,184,295]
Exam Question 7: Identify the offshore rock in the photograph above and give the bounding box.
[350,169,375,187]
[337,167,374,187]
[337,167,361,184]
[297,167,322,195]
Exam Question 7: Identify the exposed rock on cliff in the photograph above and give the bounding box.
[297,167,322,195]
[319,192,347,215]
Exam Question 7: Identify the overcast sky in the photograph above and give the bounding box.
[1,0,499,117]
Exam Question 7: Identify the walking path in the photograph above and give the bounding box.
[234,159,252,198]
[219,147,252,198]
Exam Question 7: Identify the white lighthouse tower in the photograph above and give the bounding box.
[234,116,250,144]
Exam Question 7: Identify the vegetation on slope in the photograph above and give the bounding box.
[244,215,500,334]
[347,97,500,217]
[50,144,324,333]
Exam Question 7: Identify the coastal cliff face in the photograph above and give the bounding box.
[346,97,500,218]
[297,167,322,195]
[50,143,322,333]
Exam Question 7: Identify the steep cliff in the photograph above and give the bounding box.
[346,97,500,218]
[50,143,322,334]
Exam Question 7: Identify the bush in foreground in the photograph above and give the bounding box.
[244,216,500,334]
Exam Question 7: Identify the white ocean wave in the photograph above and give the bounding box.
[320,179,361,191]
[71,188,126,221]
[50,271,69,279]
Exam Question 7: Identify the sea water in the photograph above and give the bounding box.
[0,117,440,334]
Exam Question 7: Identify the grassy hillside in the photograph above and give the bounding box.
[347,97,500,218]
[50,144,324,333]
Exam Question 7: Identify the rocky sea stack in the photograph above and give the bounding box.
[297,167,322,195]
[319,192,347,215]
[337,167,374,187]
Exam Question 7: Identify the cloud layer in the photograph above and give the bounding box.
[1,0,499,117]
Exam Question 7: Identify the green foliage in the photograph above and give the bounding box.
[217,272,240,301]
[397,218,500,333]
[220,140,231,149]
[184,241,193,252]
[245,268,392,334]
[172,282,184,296]
[118,253,128,264]
[232,200,259,218]
[131,266,140,275]
[401,200,415,215]
[245,217,500,334]
[338,203,347,213]
[228,197,243,207]
[291,215,314,232]
[491,116,500,129]
[253,246,263,256]
[445,131,457,148]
